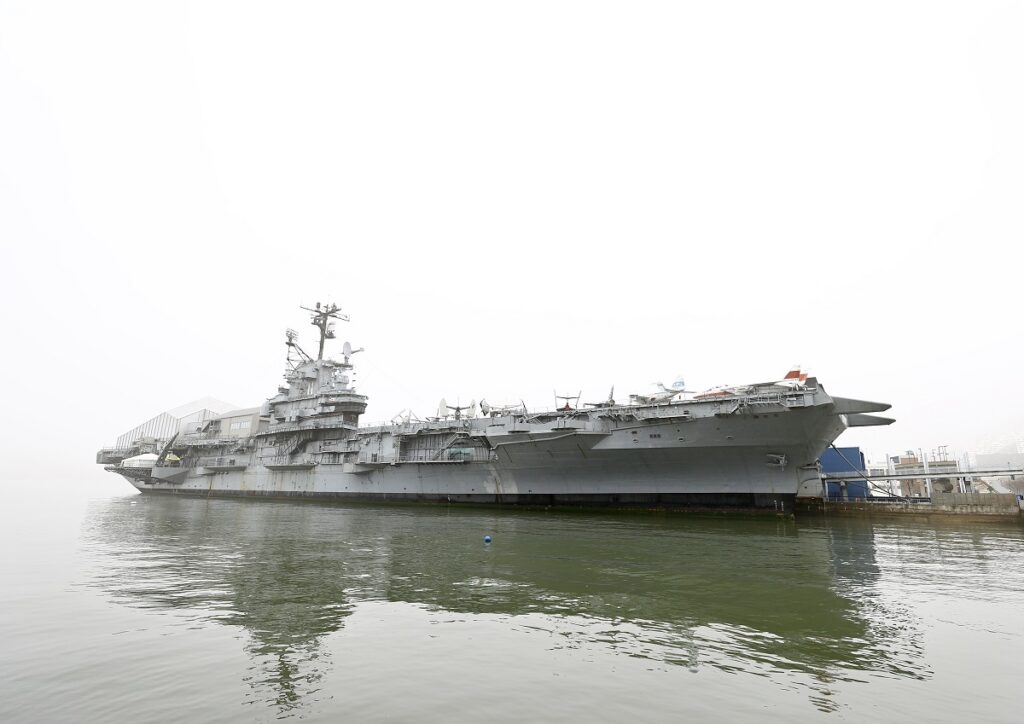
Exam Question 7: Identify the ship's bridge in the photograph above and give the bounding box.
[266,359,368,429]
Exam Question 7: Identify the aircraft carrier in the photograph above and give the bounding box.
[96,304,894,511]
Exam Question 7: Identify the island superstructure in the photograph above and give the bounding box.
[96,303,894,510]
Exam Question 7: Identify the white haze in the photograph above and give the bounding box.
[1,1,1022,490]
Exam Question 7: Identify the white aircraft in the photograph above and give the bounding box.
[776,366,809,388]
[629,377,688,405]
[693,367,809,400]
[436,398,477,420]
[584,386,616,408]
[390,409,423,424]
[555,391,581,411]
[479,399,527,417]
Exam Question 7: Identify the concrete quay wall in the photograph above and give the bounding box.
[797,493,1022,522]
[931,492,1022,514]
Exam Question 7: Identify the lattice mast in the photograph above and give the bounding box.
[300,302,350,360]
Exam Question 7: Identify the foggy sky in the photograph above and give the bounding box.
[2,1,1022,487]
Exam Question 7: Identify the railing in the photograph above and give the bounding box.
[197,456,246,468]
[743,395,781,405]
[622,407,694,420]
[260,454,317,468]
[180,436,241,447]
[360,420,470,434]
[282,392,820,440]
[823,468,1024,481]
[825,495,931,504]
[257,420,357,436]
[355,450,489,465]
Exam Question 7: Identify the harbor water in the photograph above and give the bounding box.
[2,489,1023,722]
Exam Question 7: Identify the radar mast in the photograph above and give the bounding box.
[300,302,350,360]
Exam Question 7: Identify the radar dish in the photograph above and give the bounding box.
[343,341,352,356]
[438,398,448,418]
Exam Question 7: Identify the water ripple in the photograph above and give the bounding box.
[49,497,1024,720]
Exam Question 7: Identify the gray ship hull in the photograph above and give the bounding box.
[100,306,893,513]
[118,405,847,512]
[129,485,798,512]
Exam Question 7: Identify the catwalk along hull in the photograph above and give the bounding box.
[100,304,893,512]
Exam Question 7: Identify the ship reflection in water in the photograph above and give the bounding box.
[83,496,929,716]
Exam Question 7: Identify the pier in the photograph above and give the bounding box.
[803,465,1024,521]
[821,468,1024,496]
[798,492,1023,521]
[822,468,1024,481]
